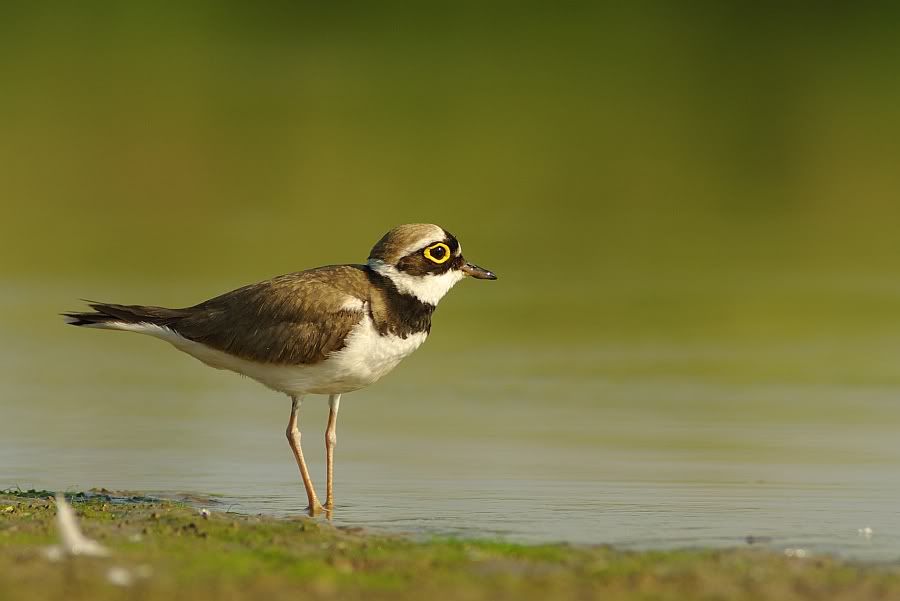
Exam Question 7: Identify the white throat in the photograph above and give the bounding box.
[368,259,465,306]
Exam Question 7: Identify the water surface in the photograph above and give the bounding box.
[3,275,899,562]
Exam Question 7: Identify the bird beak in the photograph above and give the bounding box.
[462,262,497,280]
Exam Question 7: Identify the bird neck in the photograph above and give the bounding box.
[364,265,437,338]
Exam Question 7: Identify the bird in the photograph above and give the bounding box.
[63,224,497,514]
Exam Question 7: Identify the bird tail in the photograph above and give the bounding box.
[62,302,184,330]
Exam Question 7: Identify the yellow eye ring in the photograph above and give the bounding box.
[423,242,451,264]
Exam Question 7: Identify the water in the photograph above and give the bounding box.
[3,274,900,562]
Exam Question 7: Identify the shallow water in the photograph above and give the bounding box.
[2,275,900,562]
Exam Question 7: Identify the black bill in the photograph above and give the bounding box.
[462,262,497,280]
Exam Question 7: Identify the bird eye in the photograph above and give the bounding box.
[423,243,451,264]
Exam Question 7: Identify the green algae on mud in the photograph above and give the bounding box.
[1,491,899,601]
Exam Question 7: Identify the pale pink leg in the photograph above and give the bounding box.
[324,394,341,510]
[285,395,323,515]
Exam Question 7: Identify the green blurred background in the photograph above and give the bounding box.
[3,3,900,352]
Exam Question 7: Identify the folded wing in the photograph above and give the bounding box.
[64,265,372,365]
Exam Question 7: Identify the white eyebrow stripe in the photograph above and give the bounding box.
[395,225,446,259]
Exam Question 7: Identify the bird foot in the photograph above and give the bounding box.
[306,502,326,516]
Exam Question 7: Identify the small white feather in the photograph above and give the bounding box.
[55,494,110,557]
[339,297,367,312]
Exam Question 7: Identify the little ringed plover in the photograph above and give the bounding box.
[64,223,496,514]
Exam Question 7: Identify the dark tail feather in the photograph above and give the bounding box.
[63,302,185,327]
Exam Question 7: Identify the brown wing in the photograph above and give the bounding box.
[172,265,372,365]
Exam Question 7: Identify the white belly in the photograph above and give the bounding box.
[117,316,427,396]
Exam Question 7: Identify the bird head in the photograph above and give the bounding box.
[367,223,496,306]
